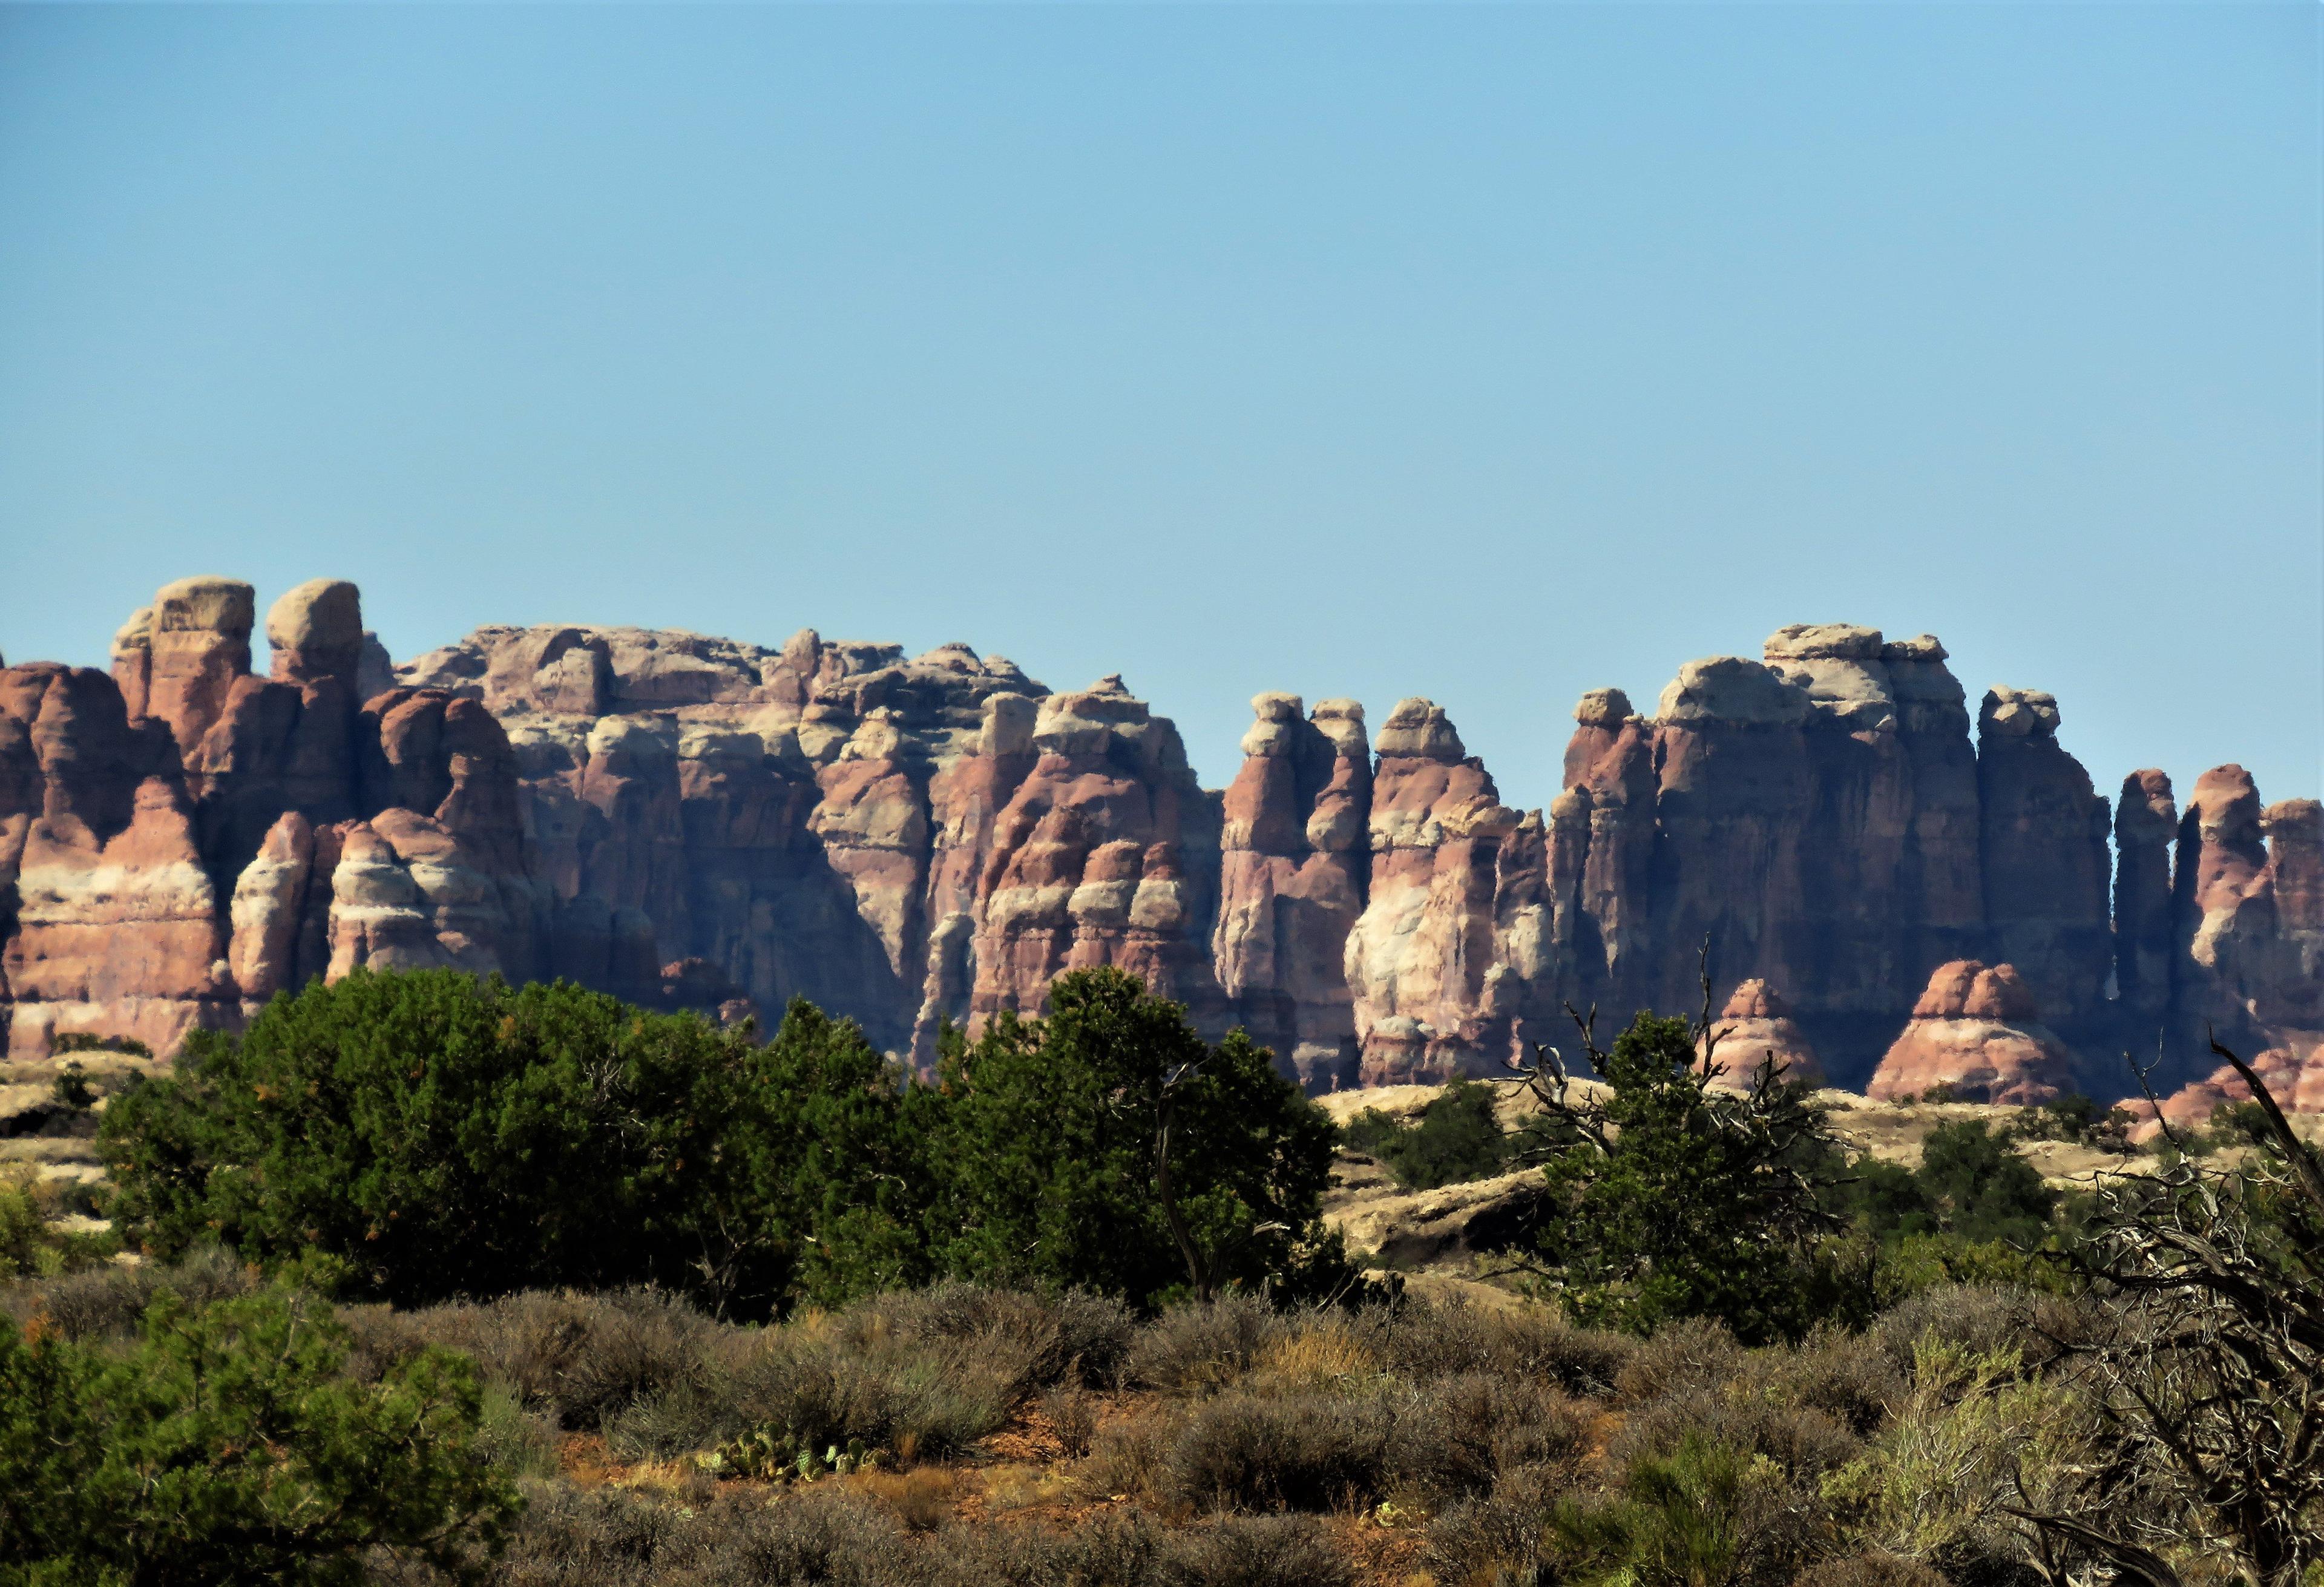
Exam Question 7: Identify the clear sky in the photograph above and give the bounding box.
[3,4,2318,816]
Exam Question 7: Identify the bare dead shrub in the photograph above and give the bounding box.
[1045,1383,1100,1457]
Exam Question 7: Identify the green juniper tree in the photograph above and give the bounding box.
[0,1269,517,1587]
[99,969,932,1318]
[933,967,1345,1310]
[1508,996,1866,1345]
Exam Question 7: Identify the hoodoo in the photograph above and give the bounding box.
[4,584,2317,1112]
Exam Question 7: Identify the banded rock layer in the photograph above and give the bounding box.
[5,585,2319,1109]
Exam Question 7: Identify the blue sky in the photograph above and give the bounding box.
[2,4,2317,815]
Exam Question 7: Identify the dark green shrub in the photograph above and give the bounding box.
[1342,1079,1513,1190]
[49,1063,94,1111]
[2010,1094,2133,1152]
[52,1032,153,1059]
[937,970,1344,1312]
[1550,1431,1826,1587]
[1521,1011,1868,1345]
[99,970,933,1318]
[0,1270,517,1586]
[1914,1122,2057,1246]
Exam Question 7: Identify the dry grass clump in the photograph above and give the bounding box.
[1794,1549,1954,1587]
[1246,1322,1380,1392]
[859,1465,959,1531]
[1122,1293,1280,1392]
[386,1287,721,1432]
[1158,1388,1397,1513]
[1372,1293,1635,1396]
[0,1243,257,1339]
[1612,1313,1746,1404]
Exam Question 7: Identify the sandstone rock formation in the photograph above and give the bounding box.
[1344,699,1517,1085]
[2,580,537,1058]
[967,675,1225,1037]
[1977,687,2112,1034]
[1701,979,1825,1089]
[2127,1040,2324,1143]
[2113,769,2178,1024]
[1866,960,2079,1106]
[6,588,2319,1110]
[1212,694,1371,1090]
[2170,767,2324,1053]
[1478,628,1993,1090]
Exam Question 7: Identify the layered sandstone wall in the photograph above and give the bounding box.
[5,585,2317,1111]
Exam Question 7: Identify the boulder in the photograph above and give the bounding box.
[1700,979,1825,1089]
[1866,960,2079,1105]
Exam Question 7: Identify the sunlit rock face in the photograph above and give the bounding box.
[1699,979,1825,1091]
[1213,694,1371,1090]
[1866,959,2081,1106]
[965,675,1226,1041]
[4,593,2315,1108]
[1343,698,1518,1087]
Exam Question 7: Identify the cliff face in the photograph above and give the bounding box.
[5,585,2318,1110]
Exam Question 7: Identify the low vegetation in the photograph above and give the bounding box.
[2,966,2313,1583]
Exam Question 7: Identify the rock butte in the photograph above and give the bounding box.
[4,585,2319,1119]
